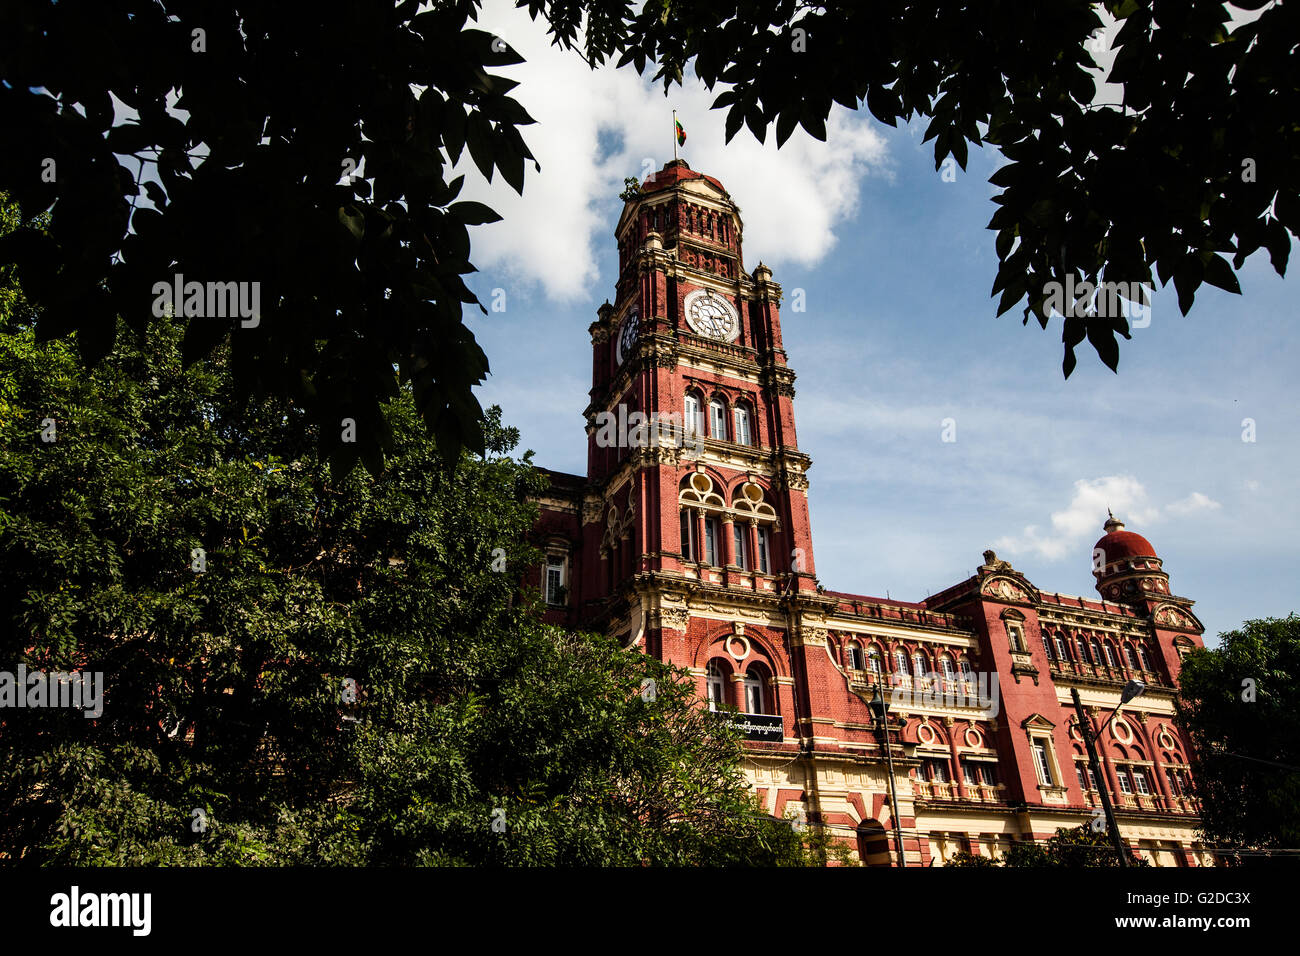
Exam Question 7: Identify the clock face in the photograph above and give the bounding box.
[616,308,638,364]
[683,289,739,341]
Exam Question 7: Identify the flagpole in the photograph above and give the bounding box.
[673,108,678,162]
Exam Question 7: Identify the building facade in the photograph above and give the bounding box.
[531,159,1211,866]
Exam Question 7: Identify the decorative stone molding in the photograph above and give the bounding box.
[1153,603,1200,631]
[982,576,1032,603]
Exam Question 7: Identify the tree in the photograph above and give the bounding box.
[548,0,1299,377]
[945,825,1147,866]
[5,3,1292,469]
[1176,614,1300,861]
[0,200,802,864]
[0,0,539,473]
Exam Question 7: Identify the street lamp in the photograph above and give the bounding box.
[869,684,907,867]
[1071,679,1146,866]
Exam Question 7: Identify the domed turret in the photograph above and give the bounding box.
[1092,512,1170,603]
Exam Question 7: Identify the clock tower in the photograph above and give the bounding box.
[572,158,822,657]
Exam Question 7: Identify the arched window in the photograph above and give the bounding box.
[706,660,728,712]
[940,656,957,682]
[1054,635,1068,660]
[732,523,749,570]
[1042,632,1055,660]
[1090,639,1102,664]
[703,515,720,566]
[958,659,974,684]
[544,553,567,606]
[1008,624,1024,652]
[733,404,752,445]
[1138,644,1153,672]
[742,669,768,714]
[867,646,883,676]
[679,509,696,561]
[1102,643,1118,668]
[683,393,703,435]
[894,649,909,676]
[708,398,727,439]
[1124,644,1140,669]
[1076,638,1091,664]
[846,641,865,671]
[912,653,930,685]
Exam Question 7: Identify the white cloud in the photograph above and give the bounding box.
[1166,491,1222,516]
[994,475,1160,561]
[451,1,890,301]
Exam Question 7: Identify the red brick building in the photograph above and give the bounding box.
[531,159,1210,866]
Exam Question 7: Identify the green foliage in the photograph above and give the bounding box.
[946,849,998,867]
[945,824,1147,866]
[0,210,802,865]
[0,0,540,474]
[1176,614,1300,858]
[537,0,1299,377]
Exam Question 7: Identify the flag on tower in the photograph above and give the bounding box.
[675,117,686,146]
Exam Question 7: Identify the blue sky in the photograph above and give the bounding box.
[455,2,1297,647]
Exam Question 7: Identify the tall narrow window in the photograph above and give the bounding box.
[1103,643,1118,668]
[1124,644,1140,669]
[545,556,566,606]
[1054,635,1068,660]
[684,394,702,435]
[706,660,727,711]
[1091,639,1103,664]
[846,642,865,671]
[680,509,695,561]
[755,526,770,573]
[1133,769,1150,795]
[958,659,974,686]
[703,517,719,566]
[709,399,727,439]
[742,672,765,714]
[1117,769,1132,794]
[895,650,909,676]
[1008,625,1024,652]
[1032,739,1054,786]
[940,656,957,682]
[1138,645,1153,672]
[1076,639,1091,664]
[733,524,748,569]
[867,647,883,677]
[733,406,752,445]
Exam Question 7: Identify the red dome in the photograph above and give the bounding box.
[639,160,727,196]
[1094,531,1157,560]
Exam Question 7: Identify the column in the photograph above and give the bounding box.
[946,718,967,800]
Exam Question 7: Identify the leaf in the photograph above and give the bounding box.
[1202,254,1241,294]
[447,202,502,226]
[338,205,364,242]
[466,113,495,182]
[724,105,745,144]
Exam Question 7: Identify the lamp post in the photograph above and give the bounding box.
[869,684,907,867]
[1071,679,1146,867]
